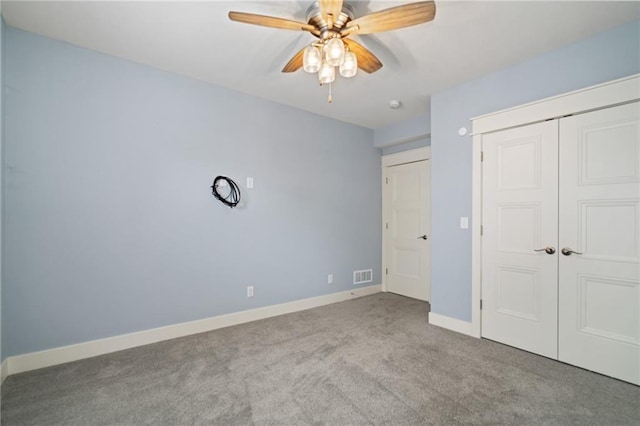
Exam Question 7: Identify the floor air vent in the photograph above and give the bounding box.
[353,269,373,285]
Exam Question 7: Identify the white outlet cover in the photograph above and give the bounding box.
[247,177,254,189]
[328,274,334,284]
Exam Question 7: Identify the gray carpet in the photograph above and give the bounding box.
[1,293,639,425]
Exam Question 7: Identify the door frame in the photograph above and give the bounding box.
[470,74,640,338]
[382,146,431,294]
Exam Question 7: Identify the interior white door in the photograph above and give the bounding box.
[481,121,559,359]
[558,102,640,385]
[385,160,430,301]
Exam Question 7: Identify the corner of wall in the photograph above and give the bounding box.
[1,358,7,384]
[1,13,5,365]
[428,312,474,337]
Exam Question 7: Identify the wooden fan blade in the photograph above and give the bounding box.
[282,47,306,73]
[344,1,435,35]
[229,11,316,32]
[343,39,383,73]
[319,0,343,24]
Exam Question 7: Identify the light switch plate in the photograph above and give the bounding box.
[460,217,469,229]
[247,177,254,189]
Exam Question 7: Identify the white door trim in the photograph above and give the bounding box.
[382,147,430,293]
[470,74,640,339]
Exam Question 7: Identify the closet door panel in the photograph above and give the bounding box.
[559,102,640,385]
[481,121,559,358]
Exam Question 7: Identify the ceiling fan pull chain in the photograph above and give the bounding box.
[328,82,333,103]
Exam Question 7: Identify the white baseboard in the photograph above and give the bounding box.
[3,285,382,378]
[429,312,474,337]
[1,358,8,384]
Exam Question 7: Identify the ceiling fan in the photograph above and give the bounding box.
[228,0,436,102]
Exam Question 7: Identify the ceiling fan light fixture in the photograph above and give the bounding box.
[303,44,322,73]
[318,61,335,84]
[339,50,357,78]
[229,0,437,102]
[324,37,345,67]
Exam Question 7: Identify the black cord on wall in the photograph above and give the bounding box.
[211,176,241,208]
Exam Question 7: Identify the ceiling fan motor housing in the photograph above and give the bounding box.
[306,1,355,38]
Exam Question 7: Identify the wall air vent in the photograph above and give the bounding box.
[353,269,373,285]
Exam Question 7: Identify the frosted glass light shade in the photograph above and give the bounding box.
[303,45,321,73]
[339,51,358,78]
[318,61,335,84]
[324,38,345,67]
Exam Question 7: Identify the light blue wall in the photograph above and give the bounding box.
[374,112,430,155]
[2,27,381,358]
[431,20,640,321]
[374,112,430,149]
[381,137,430,156]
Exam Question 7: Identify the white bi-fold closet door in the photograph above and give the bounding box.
[481,102,640,385]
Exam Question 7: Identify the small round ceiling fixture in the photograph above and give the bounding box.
[389,100,402,109]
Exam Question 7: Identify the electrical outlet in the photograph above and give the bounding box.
[328,274,334,284]
[247,286,254,297]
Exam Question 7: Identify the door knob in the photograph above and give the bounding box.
[534,246,556,255]
[561,247,583,256]
[417,235,428,240]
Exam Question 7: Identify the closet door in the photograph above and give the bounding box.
[481,121,559,358]
[559,102,640,385]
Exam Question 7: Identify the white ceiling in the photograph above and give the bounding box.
[2,1,639,129]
